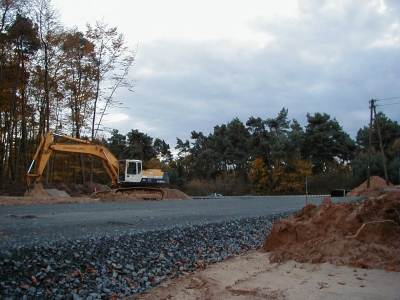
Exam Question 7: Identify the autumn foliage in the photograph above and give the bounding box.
[249,158,270,195]
[250,158,312,195]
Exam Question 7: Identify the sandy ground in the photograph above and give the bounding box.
[135,251,400,300]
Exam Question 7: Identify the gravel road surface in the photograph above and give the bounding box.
[1,196,363,249]
[0,196,365,299]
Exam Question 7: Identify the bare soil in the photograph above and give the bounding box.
[262,176,400,271]
[0,181,191,206]
[264,192,400,270]
[346,175,397,197]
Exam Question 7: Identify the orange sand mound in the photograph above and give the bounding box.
[347,175,397,197]
[263,192,400,270]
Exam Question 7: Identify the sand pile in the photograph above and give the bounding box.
[42,182,111,196]
[263,192,400,270]
[95,192,139,202]
[162,188,192,200]
[94,188,191,202]
[346,175,397,197]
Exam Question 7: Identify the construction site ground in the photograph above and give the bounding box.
[1,176,399,299]
[0,181,191,206]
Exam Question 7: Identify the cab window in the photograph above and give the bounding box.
[118,162,126,181]
[127,162,137,175]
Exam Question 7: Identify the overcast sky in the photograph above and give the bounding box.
[53,0,399,153]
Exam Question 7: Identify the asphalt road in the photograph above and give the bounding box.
[0,196,365,250]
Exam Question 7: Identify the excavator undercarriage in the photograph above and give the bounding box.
[92,187,165,201]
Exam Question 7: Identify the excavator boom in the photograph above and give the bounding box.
[26,132,119,189]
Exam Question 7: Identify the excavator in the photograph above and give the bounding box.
[25,132,169,200]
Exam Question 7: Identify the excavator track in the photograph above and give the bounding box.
[94,187,165,201]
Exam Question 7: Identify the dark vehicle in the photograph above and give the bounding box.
[330,189,350,197]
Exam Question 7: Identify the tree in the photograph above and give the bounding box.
[32,0,63,135]
[2,13,40,180]
[173,137,191,183]
[189,131,217,179]
[224,118,251,179]
[123,129,156,163]
[175,137,190,158]
[265,108,291,163]
[154,138,173,164]
[246,108,302,169]
[286,119,305,159]
[247,109,309,194]
[246,116,271,167]
[61,30,97,183]
[271,159,312,194]
[85,20,137,182]
[106,129,126,159]
[186,119,251,181]
[85,20,136,139]
[211,123,229,173]
[356,112,399,158]
[301,112,356,173]
[249,157,269,195]
[353,112,399,183]
[61,30,96,137]
[265,107,290,134]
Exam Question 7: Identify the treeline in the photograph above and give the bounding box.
[1,1,399,195]
[103,108,397,196]
[0,0,136,182]
[168,109,399,195]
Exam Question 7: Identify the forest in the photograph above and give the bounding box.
[1,0,399,196]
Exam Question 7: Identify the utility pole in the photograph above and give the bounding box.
[305,177,308,205]
[373,104,390,186]
[367,99,389,188]
[367,100,373,188]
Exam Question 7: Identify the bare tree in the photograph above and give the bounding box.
[86,19,136,138]
[85,19,137,181]
[61,29,96,183]
[32,0,64,135]
[0,0,30,181]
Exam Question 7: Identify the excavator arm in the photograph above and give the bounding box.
[27,132,120,188]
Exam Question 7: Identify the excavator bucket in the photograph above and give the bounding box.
[24,183,51,198]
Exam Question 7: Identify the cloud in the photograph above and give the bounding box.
[95,0,399,153]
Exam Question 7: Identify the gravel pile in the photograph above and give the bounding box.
[0,212,290,299]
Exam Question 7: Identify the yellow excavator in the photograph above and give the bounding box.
[25,132,169,200]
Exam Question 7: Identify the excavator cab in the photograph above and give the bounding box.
[118,159,143,185]
[118,159,169,188]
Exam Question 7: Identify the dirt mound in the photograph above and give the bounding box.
[263,192,400,270]
[43,182,110,196]
[347,176,397,197]
[34,182,191,200]
[163,188,192,200]
[0,181,111,197]
[95,188,192,202]
[96,192,140,202]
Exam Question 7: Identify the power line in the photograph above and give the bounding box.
[376,97,400,101]
[376,102,400,107]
